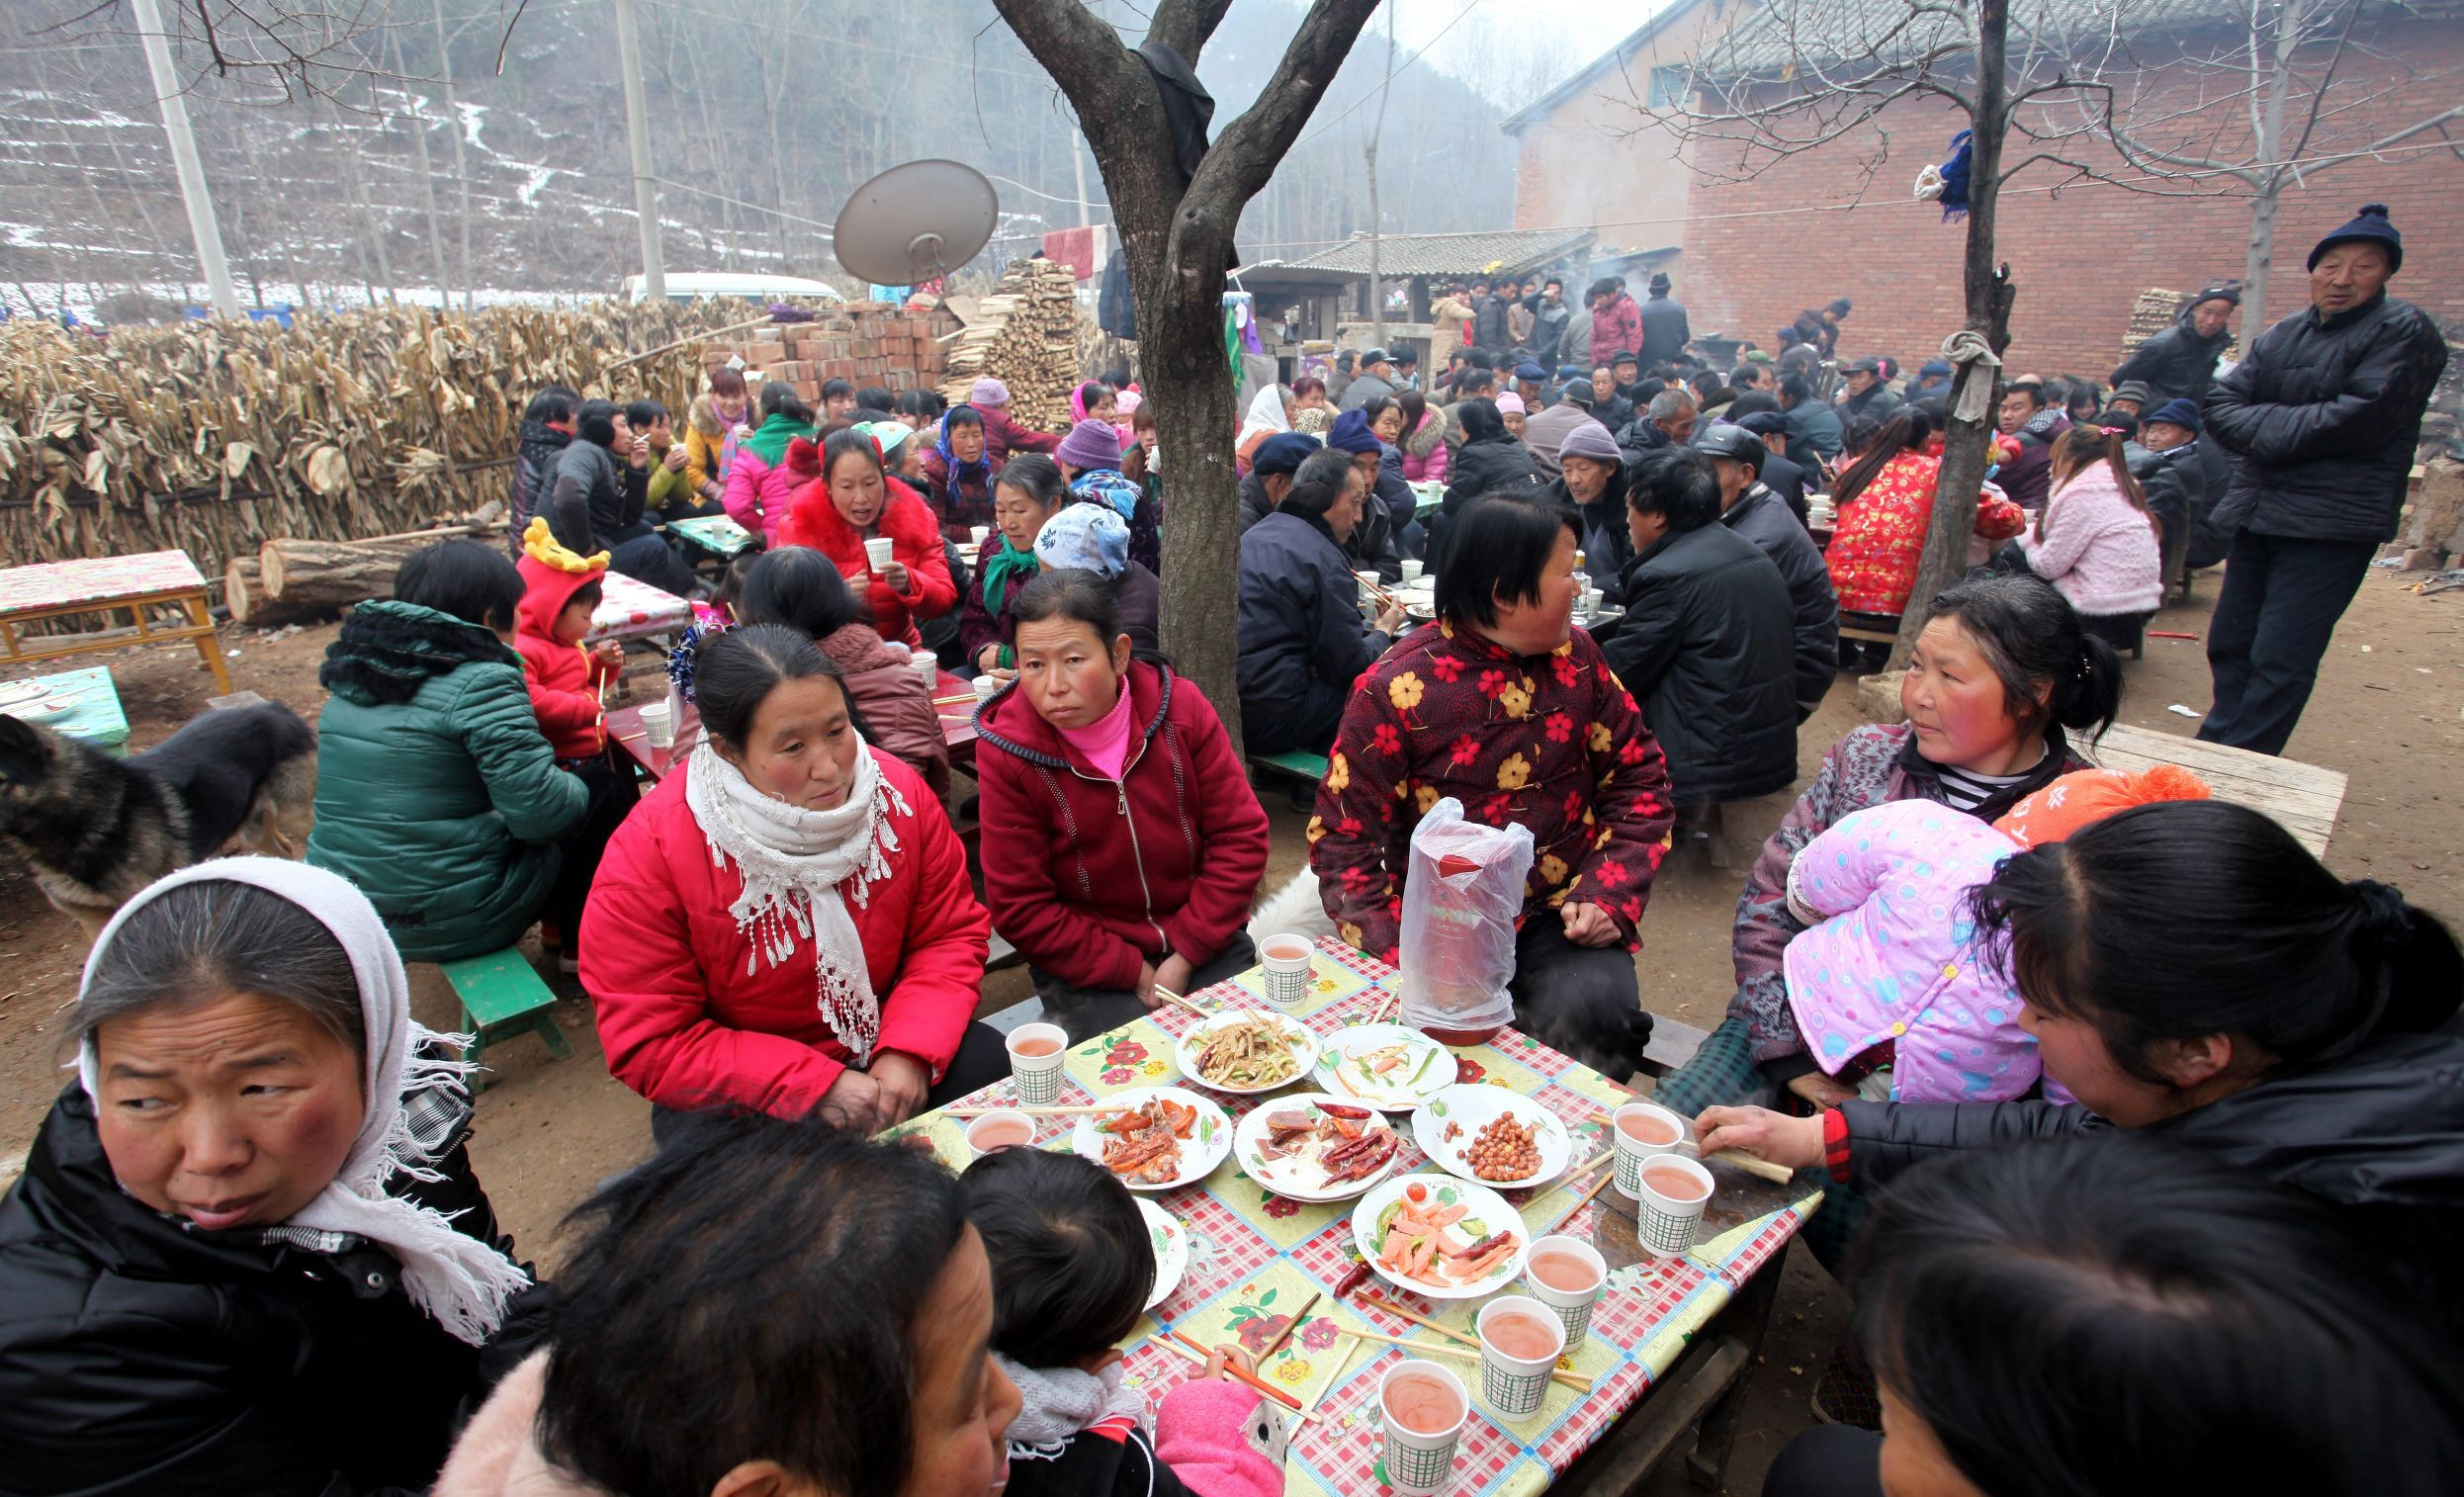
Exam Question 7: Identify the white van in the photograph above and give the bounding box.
[622,271,846,305]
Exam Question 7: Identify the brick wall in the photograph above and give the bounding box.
[1676,17,2464,380]
[718,303,960,403]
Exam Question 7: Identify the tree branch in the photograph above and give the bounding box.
[1178,0,1384,239]
[1147,0,1236,61]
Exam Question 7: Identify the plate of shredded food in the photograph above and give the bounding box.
[1350,1175,1529,1299]
[1409,1086,1573,1189]
[1313,1024,1458,1110]
[1071,1087,1232,1191]
[1175,1010,1319,1095]
[1137,1197,1188,1309]
[1234,1092,1404,1201]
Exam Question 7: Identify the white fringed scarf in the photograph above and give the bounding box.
[76,857,531,1347]
[683,737,909,1064]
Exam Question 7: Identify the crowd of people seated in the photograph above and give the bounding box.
[3,199,2453,1497]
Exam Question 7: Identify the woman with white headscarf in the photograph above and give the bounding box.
[582,625,1009,1138]
[1234,381,1296,476]
[0,857,536,1496]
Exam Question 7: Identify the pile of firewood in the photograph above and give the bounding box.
[2119,287,2238,365]
[939,256,1080,429]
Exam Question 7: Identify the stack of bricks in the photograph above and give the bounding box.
[713,303,960,402]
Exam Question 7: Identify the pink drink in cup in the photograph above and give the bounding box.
[1378,1359,1467,1495]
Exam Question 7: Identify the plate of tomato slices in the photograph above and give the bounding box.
[1070,1087,1231,1191]
[1349,1174,1529,1299]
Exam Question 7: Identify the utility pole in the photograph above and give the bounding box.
[1364,1,1395,347]
[611,0,665,300]
[129,0,239,318]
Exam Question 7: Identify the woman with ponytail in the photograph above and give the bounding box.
[1700,797,2464,1315]
[1824,407,2026,619]
[2013,424,2163,641]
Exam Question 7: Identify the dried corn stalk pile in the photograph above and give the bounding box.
[937,256,1080,429]
[0,299,772,585]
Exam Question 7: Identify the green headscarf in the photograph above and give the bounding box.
[979,538,1040,668]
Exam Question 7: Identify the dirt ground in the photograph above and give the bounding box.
[2,568,2457,1493]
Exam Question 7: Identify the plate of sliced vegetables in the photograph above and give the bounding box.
[1349,1175,1529,1300]
[1312,1024,1457,1110]
[1234,1093,1403,1202]
[1409,1086,1574,1190]
[1071,1087,1232,1191]
[1137,1197,1188,1309]
[1175,1010,1318,1095]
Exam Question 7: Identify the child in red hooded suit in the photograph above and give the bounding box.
[514,517,639,968]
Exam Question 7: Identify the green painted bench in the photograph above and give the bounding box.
[440,948,572,1089]
[1248,749,1329,786]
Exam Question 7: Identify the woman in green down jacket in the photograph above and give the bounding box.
[306,541,588,962]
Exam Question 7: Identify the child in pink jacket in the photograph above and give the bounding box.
[964,1147,1283,1497]
[1782,766,2207,1103]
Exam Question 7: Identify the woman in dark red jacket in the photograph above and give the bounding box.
[580,625,1006,1132]
[777,427,957,650]
[973,569,1273,1040]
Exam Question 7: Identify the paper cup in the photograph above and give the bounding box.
[1611,1101,1689,1200]
[863,536,896,572]
[963,1108,1035,1162]
[1399,558,1425,583]
[913,652,939,689]
[1258,933,1314,1009]
[1522,1235,1608,1344]
[1005,1022,1068,1105]
[970,524,992,548]
[638,700,674,748]
[1378,1360,1468,1496]
[971,673,1000,703]
[1580,587,1603,619]
[1633,1152,1715,1260]
[1475,1295,1566,1419]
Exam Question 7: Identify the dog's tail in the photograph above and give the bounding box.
[1248,867,1337,948]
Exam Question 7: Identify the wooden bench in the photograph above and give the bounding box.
[1248,749,1329,786]
[2090,722,2347,856]
[1638,1012,1711,1078]
[440,949,572,1089]
[1836,609,1901,648]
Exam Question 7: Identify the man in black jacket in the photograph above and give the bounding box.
[1526,277,1572,366]
[2200,204,2447,754]
[1604,450,1797,807]
[506,385,578,558]
[1700,422,1838,718]
[1469,279,1512,354]
[548,400,697,595]
[2111,280,2241,406]
[2127,397,2210,597]
[1728,401,1809,516]
[1638,272,1690,369]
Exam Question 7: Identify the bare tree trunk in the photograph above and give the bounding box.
[430,0,478,310]
[390,30,454,308]
[2239,0,2305,328]
[1892,0,2016,669]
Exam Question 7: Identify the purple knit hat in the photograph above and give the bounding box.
[969,377,1012,407]
[1056,418,1128,471]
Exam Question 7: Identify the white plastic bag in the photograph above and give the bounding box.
[1396,798,1533,1035]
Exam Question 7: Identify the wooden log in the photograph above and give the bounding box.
[258,536,436,612]
[224,554,262,625]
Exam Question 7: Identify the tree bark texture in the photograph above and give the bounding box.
[1892,0,2016,669]
[991,0,1383,757]
[258,536,433,612]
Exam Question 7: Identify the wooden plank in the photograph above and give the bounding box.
[2089,722,2346,856]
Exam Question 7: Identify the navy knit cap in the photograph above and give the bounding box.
[1514,361,1547,380]
[1252,432,1319,477]
[2309,203,2402,273]
[1326,408,1383,456]
[2144,397,2202,434]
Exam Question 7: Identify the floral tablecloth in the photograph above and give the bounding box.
[584,572,692,643]
[0,551,206,614]
[901,937,1820,1497]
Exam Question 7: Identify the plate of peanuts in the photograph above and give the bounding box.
[1408,1085,1573,1190]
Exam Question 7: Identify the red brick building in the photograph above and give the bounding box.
[1513,1,2462,378]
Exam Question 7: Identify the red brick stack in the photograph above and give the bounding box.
[713,303,960,402]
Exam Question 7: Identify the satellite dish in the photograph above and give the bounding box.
[834,160,999,288]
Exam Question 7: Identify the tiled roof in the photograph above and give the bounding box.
[1244,226,1598,280]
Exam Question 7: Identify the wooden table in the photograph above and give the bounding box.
[0,550,227,693]
[895,939,1822,1497]
[583,572,693,644]
[666,514,758,557]
[1,664,131,753]
[607,667,982,780]
[2090,721,2347,856]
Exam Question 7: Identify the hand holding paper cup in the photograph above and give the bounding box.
[863,536,897,572]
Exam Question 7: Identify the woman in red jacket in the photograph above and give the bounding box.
[778,426,957,650]
[973,570,1273,1040]
[579,625,1005,1133]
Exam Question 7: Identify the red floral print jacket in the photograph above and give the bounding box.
[1825,452,2025,616]
[1309,620,1675,963]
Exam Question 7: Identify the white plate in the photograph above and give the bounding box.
[2,694,75,720]
[1312,1024,1457,1111]
[1233,1092,1403,1202]
[1409,1086,1574,1190]
[1174,1010,1319,1095]
[1349,1175,1530,1301]
[1070,1087,1232,1192]
[0,680,51,708]
[1137,1197,1188,1310]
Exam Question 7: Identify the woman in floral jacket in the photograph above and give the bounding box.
[1825,408,2025,618]
[1309,491,1673,1081]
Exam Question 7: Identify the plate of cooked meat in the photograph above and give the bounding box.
[1234,1093,1405,1202]
[1071,1087,1232,1191]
